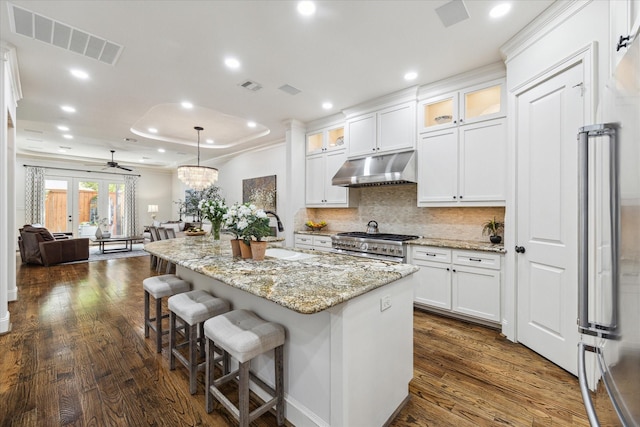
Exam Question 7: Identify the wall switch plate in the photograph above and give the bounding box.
[380,295,391,312]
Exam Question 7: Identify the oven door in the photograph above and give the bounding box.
[330,247,405,263]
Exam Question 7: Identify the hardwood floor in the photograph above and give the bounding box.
[2,255,621,426]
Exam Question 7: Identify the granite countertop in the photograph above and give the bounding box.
[407,237,506,253]
[144,237,418,315]
[295,230,505,253]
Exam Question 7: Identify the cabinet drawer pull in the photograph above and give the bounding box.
[425,253,436,257]
[469,258,482,262]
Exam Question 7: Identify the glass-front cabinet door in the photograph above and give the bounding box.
[460,81,505,124]
[306,124,345,155]
[419,93,458,131]
[418,80,505,133]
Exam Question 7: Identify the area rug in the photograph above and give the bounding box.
[88,243,149,262]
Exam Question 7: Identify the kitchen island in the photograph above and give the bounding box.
[145,237,418,427]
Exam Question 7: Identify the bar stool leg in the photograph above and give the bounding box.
[199,322,206,359]
[169,311,177,370]
[238,361,251,427]
[189,323,198,394]
[205,338,215,413]
[155,297,163,353]
[144,291,150,338]
[275,345,284,426]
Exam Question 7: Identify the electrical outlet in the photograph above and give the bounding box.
[380,295,391,312]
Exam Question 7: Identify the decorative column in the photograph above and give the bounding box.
[283,119,306,247]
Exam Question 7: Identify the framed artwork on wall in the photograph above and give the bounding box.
[242,175,276,211]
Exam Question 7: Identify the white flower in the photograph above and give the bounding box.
[256,210,267,219]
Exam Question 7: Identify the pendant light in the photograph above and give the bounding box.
[177,126,218,191]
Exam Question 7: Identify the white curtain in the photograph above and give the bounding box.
[25,166,45,225]
[123,175,138,236]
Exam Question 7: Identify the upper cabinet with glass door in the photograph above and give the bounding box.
[419,79,506,133]
[306,124,345,155]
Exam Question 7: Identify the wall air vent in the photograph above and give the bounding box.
[239,80,263,92]
[278,84,301,95]
[8,3,123,65]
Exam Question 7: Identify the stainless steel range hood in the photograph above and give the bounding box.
[331,150,417,188]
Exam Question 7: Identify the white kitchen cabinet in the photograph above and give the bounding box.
[411,246,452,310]
[418,80,505,133]
[417,118,506,206]
[306,124,345,155]
[410,246,502,325]
[346,101,416,158]
[294,233,333,252]
[306,148,357,207]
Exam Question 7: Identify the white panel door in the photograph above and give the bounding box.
[305,154,325,205]
[346,113,376,157]
[377,102,415,154]
[516,61,584,375]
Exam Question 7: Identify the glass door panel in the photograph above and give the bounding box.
[78,180,99,237]
[44,179,72,233]
[108,182,125,236]
[420,95,456,131]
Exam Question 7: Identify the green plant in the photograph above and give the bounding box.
[482,217,504,237]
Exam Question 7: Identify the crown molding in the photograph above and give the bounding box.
[500,0,592,63]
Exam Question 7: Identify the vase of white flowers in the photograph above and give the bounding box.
[223,203,243,257]
[198,198,227,241]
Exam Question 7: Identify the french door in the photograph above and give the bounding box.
[44,176,124,237]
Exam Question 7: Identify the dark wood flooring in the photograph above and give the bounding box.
[1,254,621,426]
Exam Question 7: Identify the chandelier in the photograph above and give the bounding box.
[177,126,219,191]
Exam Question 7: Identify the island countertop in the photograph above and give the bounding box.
[144,237,418,314]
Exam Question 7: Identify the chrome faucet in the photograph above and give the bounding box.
[264,210,284,232]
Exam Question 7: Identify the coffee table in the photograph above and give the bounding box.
[91,236,143,254]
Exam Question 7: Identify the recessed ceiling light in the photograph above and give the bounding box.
[148,127,158,133]
[57,148,67,153]
[297,1,316,16]
[206,138,214,144]
[61,105,76,113]
[70,69,89,79]
[489,3,511,18]
[139,158,145,163]
[181,101,194,109]
[322,102,333,110]
[57,125,69,131]
[157,148,165,153]
[404,71,418,81]
[62,134,73,139]
[247,121,257,128]
[224,57,241,69]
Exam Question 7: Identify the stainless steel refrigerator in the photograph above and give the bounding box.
[577,29,640,426]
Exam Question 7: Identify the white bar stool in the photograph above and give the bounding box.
[168,290,230,394]
[204,309,285,427]
[143,274,191,353]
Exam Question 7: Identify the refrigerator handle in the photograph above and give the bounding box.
[578,342,601,426]
[576,124,620,338]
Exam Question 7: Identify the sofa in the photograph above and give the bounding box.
[19,225,90,266]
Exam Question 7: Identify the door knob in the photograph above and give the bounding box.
[515,246,526,254]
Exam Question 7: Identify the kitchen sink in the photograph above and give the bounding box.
[265,248,317,261]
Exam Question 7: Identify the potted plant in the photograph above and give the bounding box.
[482,217,504,244]
[223,203,244,256]
[228,203,271,260]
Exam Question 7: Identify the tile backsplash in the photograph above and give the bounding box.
[297,185,505,242]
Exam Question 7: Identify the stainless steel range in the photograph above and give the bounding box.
[331,232,420,263]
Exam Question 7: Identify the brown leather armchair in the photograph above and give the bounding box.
[19,225,90,266]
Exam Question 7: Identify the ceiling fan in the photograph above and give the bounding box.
[102,150,133,171]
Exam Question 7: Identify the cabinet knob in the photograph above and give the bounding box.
[459,118,464,123]
[453,196,457,199]
[515,246,526,254]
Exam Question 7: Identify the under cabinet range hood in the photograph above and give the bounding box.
[331,151,417,187]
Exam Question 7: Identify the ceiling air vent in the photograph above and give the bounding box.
[278,84,301,95]
[239,80,263,92]
[435,0,469,28]
[9,3,123,65]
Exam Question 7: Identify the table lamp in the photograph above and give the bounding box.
[148,205,159,221]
